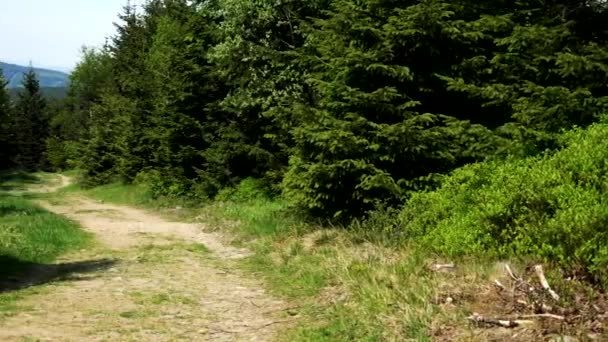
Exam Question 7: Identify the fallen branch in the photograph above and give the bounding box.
[505,264,519,281]
[540,303,554,313]
[251,319,297,330]
[467,313,533,328]
[534,265,560,301]
[505,264,536,292]
[249,300,261,308]
[494,279,506,291]
[431,263,455,272]
[518,313,565,321]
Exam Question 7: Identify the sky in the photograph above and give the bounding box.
[0,0,138,72]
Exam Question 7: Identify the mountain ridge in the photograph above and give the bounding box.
[0,61,70,88]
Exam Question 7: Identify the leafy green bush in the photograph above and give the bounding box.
[215,178,271,203]
[394,123,608,285]
[46,138,82,171]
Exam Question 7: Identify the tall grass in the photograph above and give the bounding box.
[0,193,91,276]
[0,174,92,315]
[0,172,91,268]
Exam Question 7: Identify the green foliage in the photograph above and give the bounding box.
[0,181,91,276]
[442,0,608,153]
[0,69,13,168]
[12,69,49,171]
[49,0,608,220]
[0,195,90,267]
[46,48,113,171]
[283,0,501,218]
[215,178,272,202]
[395,123,608,285]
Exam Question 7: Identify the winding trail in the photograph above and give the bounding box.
[0,176,290,341]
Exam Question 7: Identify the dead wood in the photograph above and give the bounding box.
[534,265,561,301]
[467,313,533,328]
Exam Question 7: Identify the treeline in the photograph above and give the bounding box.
[0,69,51,171]
[45,0,608,219]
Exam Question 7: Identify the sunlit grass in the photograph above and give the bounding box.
[0,173,92,314]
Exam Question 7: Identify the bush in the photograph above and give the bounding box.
[46,138,82,171]
[215,178,272,202]
[394,123,608,285]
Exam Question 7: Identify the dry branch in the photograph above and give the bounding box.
[534,265,560,301]
[467,313,533,328]
[505,264,519,281]
[431,263,455,272]
[494,279,506,290]
[518,313,565,320]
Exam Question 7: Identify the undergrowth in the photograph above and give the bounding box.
[393,123,608,286]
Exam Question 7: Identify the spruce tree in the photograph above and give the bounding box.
[0,69,12,169]
[282,0,497,218]
[13,68,48,171]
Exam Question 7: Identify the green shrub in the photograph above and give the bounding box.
[394,123,608,285]
[215,178,271,203]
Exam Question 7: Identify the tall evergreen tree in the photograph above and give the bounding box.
[78,3,155,184]
[201,0,328,193]
[441,0,608,155]
[0,69,12,169]
[47,47,113,170]
[13,68,48,171]
[282,0,498,218]
[55,0,608,219]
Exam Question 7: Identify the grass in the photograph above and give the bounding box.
[74,178,455,340]
[0,196,91,275]
[0,172,92,314]
[77,183,149,205]
[133,242,210,264]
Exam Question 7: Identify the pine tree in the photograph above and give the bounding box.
[282,0,497,218]
[47,47,113,170]
[203,0,329,193]
[441,0,608,155]
[0,69,12,169]
[13,68,48,171]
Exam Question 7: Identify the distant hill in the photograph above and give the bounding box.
[0,62,70,88]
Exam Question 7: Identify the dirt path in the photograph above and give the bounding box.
[0,179,291,341]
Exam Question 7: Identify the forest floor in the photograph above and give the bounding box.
[0,175,292,341]
[1,173,605,341]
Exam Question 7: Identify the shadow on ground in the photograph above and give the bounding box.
[0,195,48,216]
[0,255,118,293]
[0,172,41,192]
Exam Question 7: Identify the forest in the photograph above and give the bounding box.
[3,0,608,217]
[2,0,608,339]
